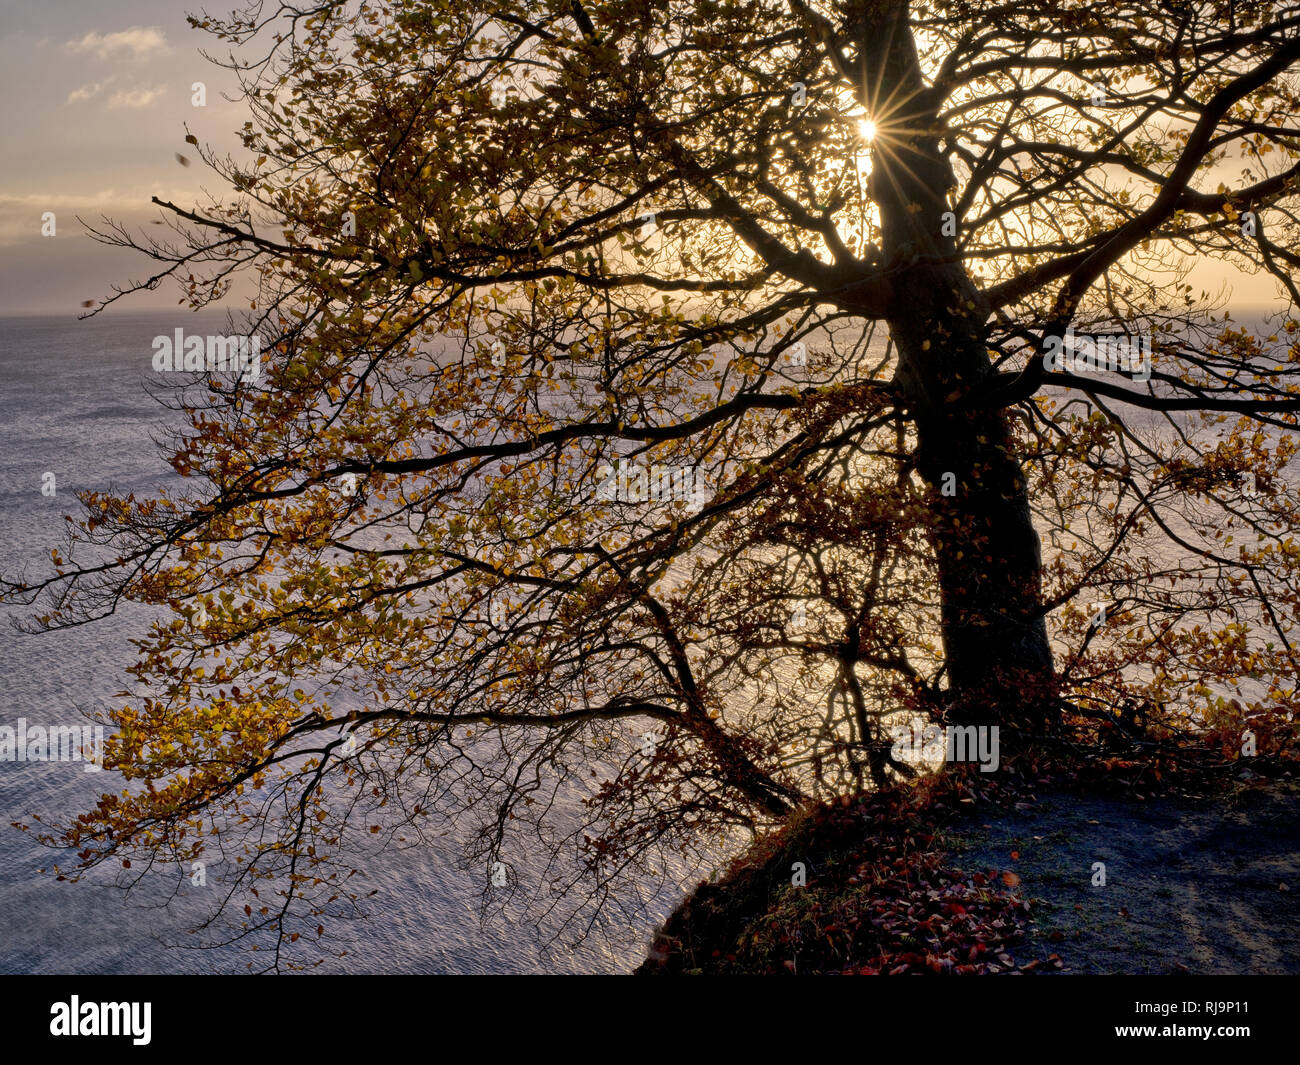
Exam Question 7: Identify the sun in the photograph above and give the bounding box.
[858,119,878,142]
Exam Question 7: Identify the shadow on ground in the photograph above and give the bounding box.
[942,781,1300,974]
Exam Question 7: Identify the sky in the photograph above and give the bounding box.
[0,1,1285,316]
[0,1,248,315]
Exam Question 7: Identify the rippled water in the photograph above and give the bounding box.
[3,308,1290,974]
[0,310,698,974]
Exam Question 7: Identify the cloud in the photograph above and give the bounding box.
[0,190,123,246]
[107,85,168,110]
[66,82,109,105]
[0,189,198,247]
[65,27,170,61]
[64,75,165,110]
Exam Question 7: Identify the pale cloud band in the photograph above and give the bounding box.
[66,75,169,110]
[107,85,168,109]
[0,189,197,246]
[64,26,170,61]
[66,80,111,105]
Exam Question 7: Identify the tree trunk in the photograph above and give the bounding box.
[860,1,1057,730]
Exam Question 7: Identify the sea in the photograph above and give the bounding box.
[0,309,690,974]
[1,306,1293,974]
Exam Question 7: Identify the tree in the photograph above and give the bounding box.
[6,0,1300,969]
